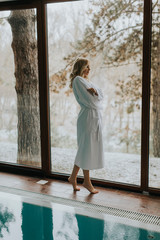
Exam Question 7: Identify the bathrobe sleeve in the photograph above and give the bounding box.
[94,88,103,101]
[73,76,102,109]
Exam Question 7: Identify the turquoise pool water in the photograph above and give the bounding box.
[0,187,160,240]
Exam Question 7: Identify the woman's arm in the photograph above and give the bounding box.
[87,88,98,96]
[73,76,101,109]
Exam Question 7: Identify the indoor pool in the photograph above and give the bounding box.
[0,186,160,240]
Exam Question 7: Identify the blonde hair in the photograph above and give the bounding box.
[70,58,88,88]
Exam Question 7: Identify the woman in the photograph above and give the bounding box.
[68,58,104,194]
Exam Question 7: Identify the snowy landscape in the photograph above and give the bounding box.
[0,141,160,188]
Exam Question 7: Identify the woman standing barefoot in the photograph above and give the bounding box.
[68,58,104,194]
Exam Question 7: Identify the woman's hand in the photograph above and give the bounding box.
[87,88,98,96]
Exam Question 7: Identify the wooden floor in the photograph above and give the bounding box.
[0,172,160,217]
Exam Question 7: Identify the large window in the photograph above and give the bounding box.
[0,9,41,167]
[48,0,143,185]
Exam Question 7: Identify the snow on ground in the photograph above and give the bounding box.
[0,142,160,188]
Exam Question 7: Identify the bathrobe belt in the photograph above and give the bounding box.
[80,106,102,141]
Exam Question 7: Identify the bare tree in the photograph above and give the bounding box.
[8,10,41,166]
[61,0,160,157]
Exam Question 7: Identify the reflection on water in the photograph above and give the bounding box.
[0,192,160,240]
[21,203,53,240]
[76,214,104,240]
[0,204,15,238]
[104,221,139,239]
[53,211,78,239]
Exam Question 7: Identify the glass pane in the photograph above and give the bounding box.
[48,0,143,185]
[0,9,41,167]
[149,1,160,188]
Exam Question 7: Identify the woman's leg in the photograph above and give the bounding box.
[83,170,99,194]
[68,164,80,191]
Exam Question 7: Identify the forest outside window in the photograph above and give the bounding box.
[0,8,41,168]
[47,0,144,186]
[0,0,159,192]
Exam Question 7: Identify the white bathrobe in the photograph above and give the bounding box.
[73,76,104,170]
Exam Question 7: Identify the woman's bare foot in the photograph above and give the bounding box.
[83,182,99,194]
[68,177,80,191]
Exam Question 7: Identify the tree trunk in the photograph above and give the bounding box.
[152,32,160,157]
[8,10,41,166]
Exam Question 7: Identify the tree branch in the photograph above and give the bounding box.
[100,61,142,68]
[152,0,159,11]
[64,24,142,70]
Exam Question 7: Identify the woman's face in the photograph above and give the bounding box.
[82,63,90,77]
